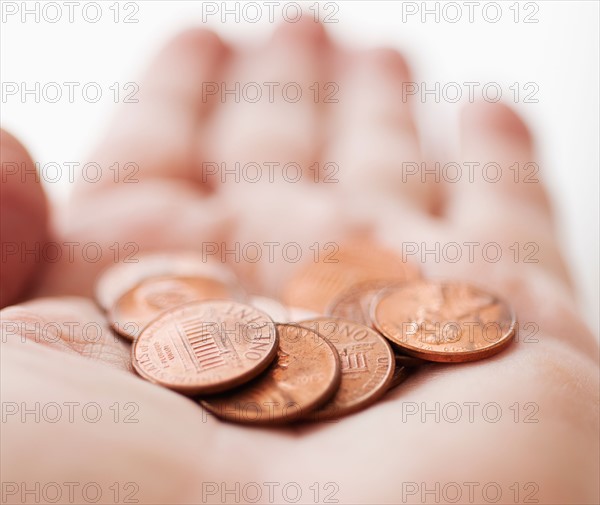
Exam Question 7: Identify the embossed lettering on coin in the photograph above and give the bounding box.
[201,324,341,424]
[132,301,278,394]
[372,281,516,362]
[298,318,394,420]
[110,275,240,340]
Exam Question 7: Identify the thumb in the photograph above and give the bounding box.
[0,129,49,307]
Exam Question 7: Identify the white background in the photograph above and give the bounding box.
[1,0,598,334]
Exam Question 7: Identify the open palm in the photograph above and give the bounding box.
[1,20,598,505]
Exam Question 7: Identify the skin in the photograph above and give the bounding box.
[1,20,598,505]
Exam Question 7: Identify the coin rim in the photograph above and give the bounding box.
[131,300,279,395]
[370,280,518,363]
[325,279,406,325]
[109,275,243,341]
[281,242,421,312]
[297,316,396,420]
[200,323,342,424]
[95,251,242,311]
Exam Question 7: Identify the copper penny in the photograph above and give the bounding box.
[327,280,403,327]
[201,324,341,424]
[110,275,242,341]
[298,317,394,420]
[95,251,239,311]
[131,300,278,394]
[372,281,517,363]
[282,241,419,313]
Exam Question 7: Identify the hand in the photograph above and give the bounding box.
[1,20,598,505]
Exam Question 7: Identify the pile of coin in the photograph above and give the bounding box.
[95,246,517,425]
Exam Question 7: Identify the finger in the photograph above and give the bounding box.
[39,30,232,298]
[323,48,437,215]
[446,101,570,284]
[202,20,343,293]
[34,179,232,298]
[456,101,551,209]
[77,29,229,195]
[205,18,330,188]
[0,296,131,371]
[0,129,49,307]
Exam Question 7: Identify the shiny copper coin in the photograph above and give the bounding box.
[327,280,403,326]
[132,300,278,394]
[95,251,239,311]
[282,241,419,313]
[372,281,517,363]
[110,275,242,341]
[298,317,394,420]
[201,324,341,424]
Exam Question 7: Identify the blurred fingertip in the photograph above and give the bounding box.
[0,128,47,215]
[162,27,229,58]
[272,15,329,47]
[461,101,532,145]
[1,128,49,308]
[363,47,412,82]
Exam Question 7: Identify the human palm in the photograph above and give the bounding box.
[1,21,598,505]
